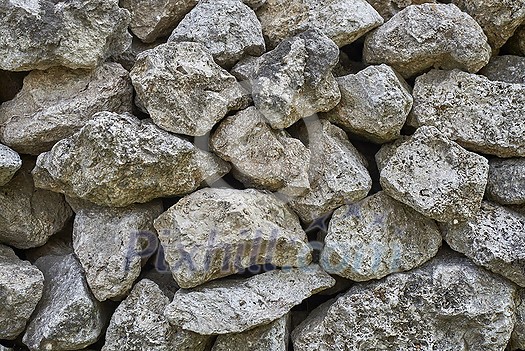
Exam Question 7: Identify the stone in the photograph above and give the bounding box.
[112,38,163,72]
[32,112,229,208]
[130,42,249,136]
[0,0,131,71]
[511,289,525,350]
[322,64,413,143]
[210,107,311,196]
[103,279,211,351]
[479,55,525,84]
[292,251,517,351]
[0,158,72,249]
[321,191,441,281]
[0,144,21,186]
[505,25,525,56]
[380,126,489,222]
[0,63,133,155]
[168,0,266,67]
[165,265,335,334]
[23,254,108,351]
[154,188,312,288]
[410,69,525,157]
[374,136,408,172]
[256,0,383,48]
[243,0,266,9]
[363,3,491,78]
[0,346,12,351]
[0,245,44,340]
[366,0,436,20]
[486,158,525,205]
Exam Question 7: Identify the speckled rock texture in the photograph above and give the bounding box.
[366,0,436,20]
[486,158,525,205]
[479,55,525,84]
[0,143,21,186]
[511,289,525,350]
[506,25,525,55]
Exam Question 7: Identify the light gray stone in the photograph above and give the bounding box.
[0,346,12,351]
[0,144,21,186]
[366,0,436,20]
[380,126,489,222]
[0,63,133,155]
[32,112,229,208]
[479,55,525,84]
[506,25,525,56]
[364,3,491,78]
[111,37,163,72]
[486,158,525,205]
[511,289,525,350]
[374,136,408,172]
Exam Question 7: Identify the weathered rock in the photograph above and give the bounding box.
[0,144,21,186]
[103,279,211,351]
[505,25,525,56]
[511,289,525,350]
[486,158,525,205]
[0,0,131,71]
[380,126,488,222]
[243,0,266,9]
[141,270,180,300]
[0,63,133,155]
[154,188,312,288]
[169,0,265,67]
[322,64,413,143]
[364,3,491,78]
[210,107,311,196]
[292,252,517,351]
[0,245,44,340]
[366,0,435,20]
[112,37,163,72]
[23,254,108,351]
[256,0,383,48]
[32,112,229,208]
[479,55,525,84]
[0,346,12,351]
[374,136,408,172]
[130,42,249,136]
[165,265,335,334]
[410,69,525,157]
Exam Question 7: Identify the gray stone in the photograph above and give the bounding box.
[410,69,525,157]
[0,144,21,186]
[210,107,311,196]
[165,265,335,334]
[0,70,26,105]
[292,252,517,351]
[322,64,413,143]
[0,0,131,71]
[511,289,525,350]
[486,158,525,205]
[32,112,229,208]
[0,63,133,155]
[366,0,436,20]
[380,126,489,222]
[141,270,180,300]
[103,279,211,351]
[374,136,408,172]
[364,3,491,78]
[506,25,525,56]
[130,42,249,136]
[243,0,266,9]
[0,245,44,340]
[23,254,108,351]
[154,188,312,288]
[321,191,441,281]
[0,346,12,351]
[479,55,525,84]
[168,0,265,67]
[112,37,163,72]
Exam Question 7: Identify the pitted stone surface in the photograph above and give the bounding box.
[0,144,21,186]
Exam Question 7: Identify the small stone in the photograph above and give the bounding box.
[0,245,44,340]
[0,63,133,155]
[210,107,311,196]
[0,0,131,71]
[130,42,249,136]
[380,126,489,222]
[410,69,525,157]
[486,158,525,205]
[0,144,21,186]
[322,64,413,143]
[154,188,312,288]
[479,55,525,84]
[505,25,525,56]
[165,265,335,334]
[168,0,266,67]
[32,112,229,208]
[363,3,491,78]
[511,289,525,350]
[366,0,436,20]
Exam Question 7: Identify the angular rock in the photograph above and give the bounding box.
[243,0,266,9]
[112,37,163,72]
[380,126,489,222]
[32,112,229,208]
[23,254,108,351]
[322,64,413,143]
[0,245,44,340]
[154,188,312,288]
[0,346,12,351]
[511,289,525,351]
[0,144,21,186]
[506,25,525,56]
[210,107,311,196]
[130,42,249,136]
[363,3,491,78]
[0,0,131,71]
[169,0,266,67]
[366,0,436,20]
[410,69,525,157]
[256,0,383,48]
[479,55,525,84]
[486,158,525,205]
[165,265,334,334]
[374,136,408,172]
[0,63,133,155]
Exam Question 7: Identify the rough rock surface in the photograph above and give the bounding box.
[0,144,21,186]
[112,38,163,72]
[366,0,435,20]
[32,112,229,208]
[486,158,525,205]
[292,252,517,351]
[0,0,131,71]
[374,136,408,172]
[0,63,133,155]
[130,42,249,136]
[322,64,413,143]
[168,0,265,67]
[154,188,312,288]
[364,3,491,78]
[0,245,44,340]
[23,254,108,351]
[210,107,311,196]
[380,126,489,222]
[511,289,525,350]
[506,25,525,55]
[479,55,525,84]
[410,69,525,157]
[165,265,335,334]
